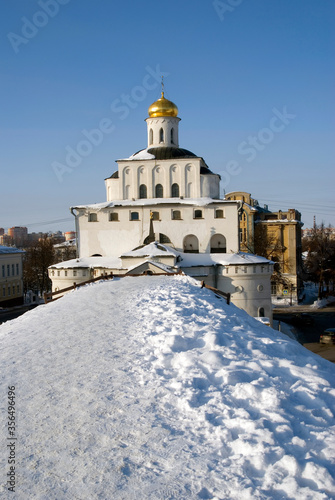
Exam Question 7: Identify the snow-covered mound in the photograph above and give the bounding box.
[1,275,335,499]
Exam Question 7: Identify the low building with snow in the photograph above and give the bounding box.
[49,90,274,323]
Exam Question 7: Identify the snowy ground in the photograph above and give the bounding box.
[1,275,335,499]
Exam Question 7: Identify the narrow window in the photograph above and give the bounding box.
[155,184,163,198]
[12,264,14,276]
[259,307,265,317]
[7,265,10,276]
[151,211,160,221]
[2,265,5,277]
[8,286,11,296]
[194,209,202,219]
[171,128,175,144]
[3,286,5,297]
[149,128,153,145]
[57,270,60,276]
[65,270,68,277]
[139,184,147,199]
[172,210,181,220]
[12,285,15,295]
[16,263,19,275]
[88,213,97,222]
[215,209,224,218]
[159,128,164,143]
[109,212,119,221]
[130,211,139,221]
[73,270,77,277]
[17,285,20,294]
[171,183,179,198]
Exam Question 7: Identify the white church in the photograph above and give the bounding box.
[49,88,274,323]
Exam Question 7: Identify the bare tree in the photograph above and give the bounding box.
[23,235,55,295]
[303,224,335,298]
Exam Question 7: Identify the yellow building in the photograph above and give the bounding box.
[225,192,303,301]
[0,245,24,307]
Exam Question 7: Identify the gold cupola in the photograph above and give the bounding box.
[148,92,178,118]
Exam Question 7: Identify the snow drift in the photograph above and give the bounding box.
[0,275,334,499]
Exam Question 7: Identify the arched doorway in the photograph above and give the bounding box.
[210,234,226,253]
[183,235,199,253]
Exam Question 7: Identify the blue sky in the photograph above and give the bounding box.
[1,0,334,233]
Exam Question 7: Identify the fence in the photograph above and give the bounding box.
[200,281,231,305]
[44,270,183,304]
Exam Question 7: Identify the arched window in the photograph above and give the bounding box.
[139,184,147,199]
[258,307,265,317]
[159,128,164,143]
[171,128,175,144]
[183,235,199,253]
[171,183,179,198]
[149,129,153,145]
[210,234,227,253]
[155,184,163,198]
[159,233,171,244]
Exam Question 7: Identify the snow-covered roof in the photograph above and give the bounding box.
[126,259,177,274]
[50,256,123,269]
[1,275,334,497]
[256,218,302,224]
[121,242,178,258]
[54,239,76,248]
[121,148,155,161]
[178,251,273,267]
[0,245,24,254]
[71,197,239,211]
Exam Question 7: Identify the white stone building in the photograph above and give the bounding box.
[49,91,274,323]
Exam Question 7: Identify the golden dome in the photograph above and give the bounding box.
[148,92,178,118]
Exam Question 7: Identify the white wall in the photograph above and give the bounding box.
[75,201,240,259]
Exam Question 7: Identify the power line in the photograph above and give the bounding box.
[18,217,74,228]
